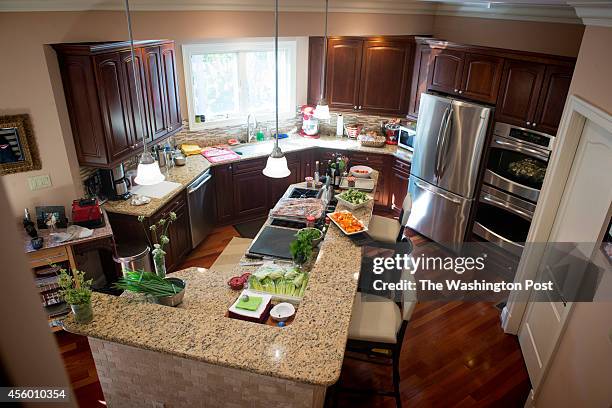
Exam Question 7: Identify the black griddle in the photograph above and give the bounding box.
[247,226,299,259]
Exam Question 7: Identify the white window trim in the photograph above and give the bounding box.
[182,38,298,131]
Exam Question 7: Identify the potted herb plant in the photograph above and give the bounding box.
[138,212,176,278]
[57,269,93,324]
[290,233,314,267]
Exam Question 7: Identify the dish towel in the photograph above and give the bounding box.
[202,147,240,163]
[235,296,263,311]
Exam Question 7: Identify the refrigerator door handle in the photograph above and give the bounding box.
[434,107,451,180]
[414,179,462,204]
[437,108,454,179]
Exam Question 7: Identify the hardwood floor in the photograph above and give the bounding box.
[55,224,530,407]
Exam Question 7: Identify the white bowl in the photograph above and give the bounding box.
[336,192,373,210]
[270,302,296,322]
[350,165,373,178]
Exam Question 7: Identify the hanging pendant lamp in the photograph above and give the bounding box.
[313,0,331,121]
[124,0,165,186]
[263,0,291,179]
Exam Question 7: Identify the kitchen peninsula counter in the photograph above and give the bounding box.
[102,134,410,218]
[65,176,378,407]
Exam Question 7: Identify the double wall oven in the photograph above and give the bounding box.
[473,122,555,256]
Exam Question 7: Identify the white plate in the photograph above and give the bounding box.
[228,290,272,319]
[270,302,296,322]
[336,192,373,210]
[328,211,368,236]
[349,165,373,178]
[340,177,375,192]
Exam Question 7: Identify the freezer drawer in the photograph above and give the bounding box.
[406,176,473,249]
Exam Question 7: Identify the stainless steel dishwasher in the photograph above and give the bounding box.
[187,170,214,248]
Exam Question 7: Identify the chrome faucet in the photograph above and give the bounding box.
[246,113,258,142]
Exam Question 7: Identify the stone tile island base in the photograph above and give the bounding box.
[89,338,327,408]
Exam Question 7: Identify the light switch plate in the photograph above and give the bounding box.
[28,174,52,191]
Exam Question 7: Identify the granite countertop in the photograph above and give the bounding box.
[65,175,379,386]
[24,210,114,253]
[103,134,410,218]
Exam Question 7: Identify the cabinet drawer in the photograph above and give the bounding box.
[350,152,385,166]
[393,158,411,174]
[233,157,267,174]
[29,246,69,269]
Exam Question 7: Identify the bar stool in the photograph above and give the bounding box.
[367,193,412,243]
[340,270,416,408]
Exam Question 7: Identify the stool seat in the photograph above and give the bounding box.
[348,293,403,344]
[367,215,402,243]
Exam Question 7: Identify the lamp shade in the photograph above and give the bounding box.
[263,155,291,178]
[313,103,331,120]
[134,161,165,185]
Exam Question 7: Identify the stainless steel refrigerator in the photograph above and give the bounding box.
[406,93,492,248]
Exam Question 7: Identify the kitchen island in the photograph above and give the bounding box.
[64,175,379,407]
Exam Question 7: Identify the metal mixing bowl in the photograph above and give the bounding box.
[155,277,186,307]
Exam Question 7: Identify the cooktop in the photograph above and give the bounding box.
[288,187,323,199]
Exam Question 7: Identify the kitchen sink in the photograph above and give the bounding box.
[231,138,298,156]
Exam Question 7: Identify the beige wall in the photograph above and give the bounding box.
[433,15,584,57]
[0,10,433,218]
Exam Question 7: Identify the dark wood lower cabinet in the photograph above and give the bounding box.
[107,190,191,273]
[388,158,411,216]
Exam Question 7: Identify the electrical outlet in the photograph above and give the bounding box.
[27,174,52,191]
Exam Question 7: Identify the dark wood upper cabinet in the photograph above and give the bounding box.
[407,41,432,119]
[143,45,168,141]
[54,40,182,168]
[533,65,573,134]
[326,38,363,110]
[161,43,182,133]
[496,60,546,128]
[460,53,504,104]
[427,48,464,95]
[307,37,324,106]
[359,40,413,115]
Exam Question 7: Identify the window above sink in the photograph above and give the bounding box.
[182,39,299,130]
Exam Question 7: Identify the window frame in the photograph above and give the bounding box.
[182,39,298,130]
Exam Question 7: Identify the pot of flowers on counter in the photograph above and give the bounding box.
[58,269,93,324]
[137,212,177,278]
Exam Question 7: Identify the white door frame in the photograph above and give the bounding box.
[502,95,612,334]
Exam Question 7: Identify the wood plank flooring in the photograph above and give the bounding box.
[55,223,530,407]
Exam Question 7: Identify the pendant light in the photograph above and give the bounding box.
[313,0,331,121]
[124,0,165,186]
[263,0,291,179]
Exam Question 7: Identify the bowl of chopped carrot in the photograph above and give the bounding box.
[328,211,368,235]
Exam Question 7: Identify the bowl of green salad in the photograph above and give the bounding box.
[336,189,373,210]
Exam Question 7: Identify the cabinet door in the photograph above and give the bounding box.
[143,45,168,141]
[427,48,464,95]
[358,40,412,115]
[161,43,182,133]
[496,60,546,128]
[533,65,573,135]
[167,197,192,272]
[389,159,411,216]
[307,37,324,106]
[459,53,503,104]
[408,43,432,119]
[326,38,363,110]
[213,164,235,224]
[119,50,149,151]
[300,149,315,181]
[95,53,138,162]
[233,170,269,220]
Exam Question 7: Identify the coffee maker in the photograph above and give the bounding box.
[96,164,132,201]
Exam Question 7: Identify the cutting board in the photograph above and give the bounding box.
[131,181,182,199]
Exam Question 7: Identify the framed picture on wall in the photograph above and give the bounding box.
[0,114,41,175]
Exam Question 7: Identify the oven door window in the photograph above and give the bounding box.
[487,148,547,190]
[475,201,531,243]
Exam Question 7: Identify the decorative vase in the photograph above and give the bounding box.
[71,301,93,324]
[153,251,167,278]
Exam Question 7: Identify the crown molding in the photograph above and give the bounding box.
[568,2,612,27]
[434,3,582,24]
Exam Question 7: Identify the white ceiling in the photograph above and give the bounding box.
[0,0,611,26]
